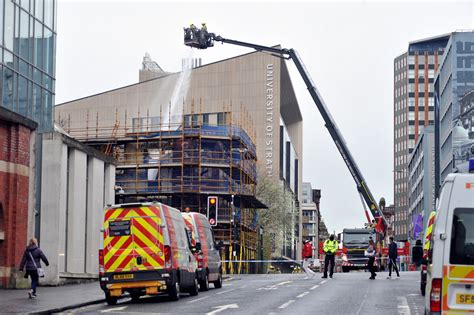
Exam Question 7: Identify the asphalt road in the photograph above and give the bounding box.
[67,271,424,315]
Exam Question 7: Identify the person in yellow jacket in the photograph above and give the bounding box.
[322,234,339,278]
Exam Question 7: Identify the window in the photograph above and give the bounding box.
[4,0,14,50]
[450,208,474,265]
[408,70,415,79]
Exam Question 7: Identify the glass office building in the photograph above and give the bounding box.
[1,0,56,131]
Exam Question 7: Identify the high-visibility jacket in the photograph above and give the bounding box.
[423,211,436,259]
[323,239,338,254]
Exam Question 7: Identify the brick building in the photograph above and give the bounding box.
[0,107,37,288]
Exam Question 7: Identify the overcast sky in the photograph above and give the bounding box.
[56,0,473,234]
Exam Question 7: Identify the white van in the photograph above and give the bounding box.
[424,173,474,314]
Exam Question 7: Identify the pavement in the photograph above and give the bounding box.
[63,271,425,315]
[0,281,106,314]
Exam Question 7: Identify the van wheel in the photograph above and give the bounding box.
[189,277,199,296]
[168,280,180,301]
[105,292,118,306]
[199,274,210,291]
[213,273,222,289]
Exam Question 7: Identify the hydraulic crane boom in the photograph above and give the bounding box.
[183,26,388,229]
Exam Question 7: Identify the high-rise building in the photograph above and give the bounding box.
[407,125,435,242]
[393,34,449,241]
[435,31,474,191]
[301,183,319,258]
[1,0,57,131]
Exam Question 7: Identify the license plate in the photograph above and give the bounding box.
[456,293,474,304]
[113,274,134,280]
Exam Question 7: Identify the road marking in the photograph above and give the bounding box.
[320,280,328,284]
[101,306,127,313]
[187,296,209,304]
[297,291,309,298]
[223,277,234,282]
[216,288,235,295]
[278,300,295,309]
[355,285,370,315]
[397,296,411,315]
[206,303,239,315]
[310,284,320,290]
[257,280,293,291]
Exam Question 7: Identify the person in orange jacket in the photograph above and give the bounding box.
[302,239,315,278]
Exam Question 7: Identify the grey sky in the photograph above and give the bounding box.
[56,1,473,233]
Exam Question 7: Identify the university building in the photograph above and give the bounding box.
[56,51,304,260]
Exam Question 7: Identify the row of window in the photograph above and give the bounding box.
[395,70,407,83]
[1,0,56,78]
[408,82,434,93]
[394,57,407,71]
[407,54,442,66]
[1,64,53,130]
[11,0,55,29]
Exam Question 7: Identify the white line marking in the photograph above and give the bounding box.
[297,291,309,298]
[223,277,234,282]
[278,300,295,309]
[310,284,320,290]
[216,288,235,295]
[257,280,293,291]
[277,281,292,286]
[397,296,411,315]
[320,280,328,284]
[101,306,127,313]
[187,296,209,304]
[206,303,239,315]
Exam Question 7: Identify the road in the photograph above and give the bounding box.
[68,271,424,315]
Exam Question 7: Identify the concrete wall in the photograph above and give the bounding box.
[40,135,68,284]
[67,148,87,274]
[40,132,116,284]
[85,157,104,274]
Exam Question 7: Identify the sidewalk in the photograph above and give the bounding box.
[0,281,105,314]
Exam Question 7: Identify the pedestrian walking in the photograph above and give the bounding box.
[365,237,377,280]
[322,234,338,279]
[19,238,49,298]
[301,239,315,278]
[387,236,400,279]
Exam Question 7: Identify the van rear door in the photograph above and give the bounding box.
[104,206,165,274]
[446,207,474,312]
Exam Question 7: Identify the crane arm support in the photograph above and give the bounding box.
[183,27,388,228]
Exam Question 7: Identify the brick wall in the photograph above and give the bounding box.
[0,120,33,288]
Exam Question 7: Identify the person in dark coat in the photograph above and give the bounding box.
[387,236,400,279]
[19,238,49,298]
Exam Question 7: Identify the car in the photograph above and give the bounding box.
[182,212,223,290]
[424,170,474,314]
[99,202,199,305]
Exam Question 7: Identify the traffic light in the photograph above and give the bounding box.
[207,196,218,226]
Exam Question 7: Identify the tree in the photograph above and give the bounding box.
[256,176,297,260]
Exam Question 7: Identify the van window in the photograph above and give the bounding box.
[205,228,215,250]
[109,220,131,237]
[450,208,474,265]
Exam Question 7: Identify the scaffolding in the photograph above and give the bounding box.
[57,100,263,274]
